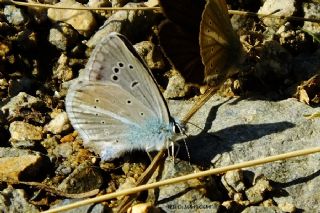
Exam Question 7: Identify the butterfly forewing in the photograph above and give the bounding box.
[200,0,243,84]
[84,34,170,125]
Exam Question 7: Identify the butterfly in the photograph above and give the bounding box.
[65,33,184,161]
[200,0,244,86]
[159,0,206,85]
[159,0,244,86]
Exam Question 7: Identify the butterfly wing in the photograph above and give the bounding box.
[82,33,171,125]
[158,0,206,85]
[200,0,243,85]
[159,0,206,34]
[159,20,204,84]
[66,33,173,161]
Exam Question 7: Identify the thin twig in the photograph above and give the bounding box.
[42,147,320,213]
[3,179,99,199]
[116,149,166,213]
[229,9,320,23]
[2,0,320,23]
[1,0,160,10]
[181,86,220,123]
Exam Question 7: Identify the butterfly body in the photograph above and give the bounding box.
[66,33,179,161]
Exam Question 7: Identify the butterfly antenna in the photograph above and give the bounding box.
[185,121,205,131]
[171,140,175,164]
[146,151,153,162]
[182,137,191,165]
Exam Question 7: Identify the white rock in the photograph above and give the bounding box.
[9,121,43,141]
[47,0,97,37]
[258,0,296,28]
[44,111,70,134]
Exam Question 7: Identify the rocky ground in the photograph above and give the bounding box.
[0,0,319,212]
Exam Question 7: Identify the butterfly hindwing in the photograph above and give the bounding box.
[159,0,206,34]
[158,0,206,85]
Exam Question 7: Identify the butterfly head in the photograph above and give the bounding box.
[171,118,187,136]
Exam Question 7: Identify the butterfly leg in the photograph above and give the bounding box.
[145,144,165,162]
[146,151,153,162]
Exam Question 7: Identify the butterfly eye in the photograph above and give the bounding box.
[118,62,124,67]
[173,125,180,134]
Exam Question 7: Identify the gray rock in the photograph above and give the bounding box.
[245,176,272,204]
[153,158,221,213]
[110,0,130,7]
[4,5,29,26]
[241,206,283,213]
[51,198,107,213]
[58,163,104,194]
[276,23,309,54]
[1,92,43,118]
[168,96,320,211]
[41,136,60,162]
[53,142,74,159]
[221,170,246,200]
[0,147,48,181]
[255,40,292,93]
[53,54,74,82]
[291,48,320,82]
[49,22,79,51]
[258,0,296,28]
[134,41,166,70]
[87,2,157,48]
[302,2,320,35]
[273,196,296,212]
[0,186,39,212]
[164,70,191,99]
